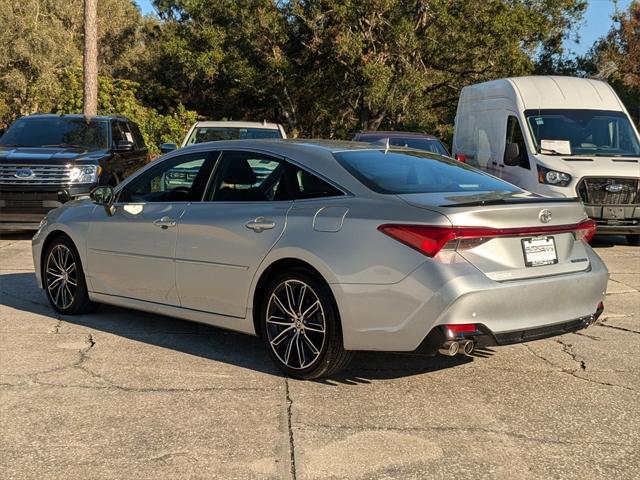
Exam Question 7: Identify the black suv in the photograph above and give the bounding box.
[0,114,148,230]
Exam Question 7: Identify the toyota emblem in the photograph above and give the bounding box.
[538,209,552,223]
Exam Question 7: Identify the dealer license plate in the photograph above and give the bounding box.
[521,236,558,267]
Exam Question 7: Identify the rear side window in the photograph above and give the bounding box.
[333,150,520,194]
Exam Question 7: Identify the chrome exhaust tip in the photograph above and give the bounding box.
[438,341,459,356]
[459,339,475,356]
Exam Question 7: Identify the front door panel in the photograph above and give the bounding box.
[87,203,185,305]
[175,202,291,317]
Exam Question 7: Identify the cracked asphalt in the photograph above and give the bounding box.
[1,234,638,479]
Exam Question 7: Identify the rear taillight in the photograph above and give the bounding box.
[455,153,467,163]
[378,220,599,257]
[573,219,597,243]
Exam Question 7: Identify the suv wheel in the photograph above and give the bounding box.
[260,269,354,379]
[44,236,97,315]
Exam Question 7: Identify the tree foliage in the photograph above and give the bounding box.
[583,1,639,124]
[0,0,595,149]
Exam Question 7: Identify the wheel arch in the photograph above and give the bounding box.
[251,255,338,338]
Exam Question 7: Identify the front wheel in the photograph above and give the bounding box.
[260,269,354,379]
[626,234,639,246]
[43,236,97,315]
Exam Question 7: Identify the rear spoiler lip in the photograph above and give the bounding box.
[440,197,581,208]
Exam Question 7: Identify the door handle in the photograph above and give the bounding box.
[153,216,177,229]
[245,217,276,233]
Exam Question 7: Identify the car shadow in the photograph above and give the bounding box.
[0,272,481,383]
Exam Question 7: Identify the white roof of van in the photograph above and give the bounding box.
[463,76,624,111]
[193,120,282,129]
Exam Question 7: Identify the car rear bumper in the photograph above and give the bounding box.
[333,247,608,351]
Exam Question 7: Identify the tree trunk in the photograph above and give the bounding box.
[83,0,98,116]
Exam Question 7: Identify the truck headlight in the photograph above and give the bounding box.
[537,164,572,187]
[69,165,100,183]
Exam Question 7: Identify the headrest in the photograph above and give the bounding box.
[224,160,257,185]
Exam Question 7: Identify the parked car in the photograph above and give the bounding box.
[0,114,148,230]
[353,131,450,156]
[32,140,607,378]
[160,120,287,153]
[452,76,640,245]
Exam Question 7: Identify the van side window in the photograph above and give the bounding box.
[505,116,530,169]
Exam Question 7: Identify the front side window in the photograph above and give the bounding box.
[0,117,108,150]
[525,109,640,157]
[119,152,213,203]
[505,116,530,169]
[334,150,520,195]
[186,127,282,145]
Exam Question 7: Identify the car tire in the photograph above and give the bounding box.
[260,268,354,379]
[626,234,639,246]
[43,236,98,315]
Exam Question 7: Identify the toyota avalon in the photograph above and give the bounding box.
[32,140,608,378]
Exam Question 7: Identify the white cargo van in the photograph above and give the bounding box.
[452,76,640,244]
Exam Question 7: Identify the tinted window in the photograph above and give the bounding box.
[207,151,343,201]
[334,150,520,194]
[0,117,108,150]
[525,109,640,156]
[119,152,213,203]
[505,116,530,169]
[209,152,288,202]
[186,127,282,145]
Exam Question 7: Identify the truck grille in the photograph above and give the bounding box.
[0,164,73,185]
[577,177,640,205]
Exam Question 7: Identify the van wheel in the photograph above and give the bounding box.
[43,236,97,315]
[627,234,639,246]
[260,269,354,379]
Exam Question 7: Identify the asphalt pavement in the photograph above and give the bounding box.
[1,233,638,479]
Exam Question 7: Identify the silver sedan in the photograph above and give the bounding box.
[32,140,608,378]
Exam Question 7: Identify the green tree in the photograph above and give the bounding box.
[582,1,639,125]
[146,0,586,140]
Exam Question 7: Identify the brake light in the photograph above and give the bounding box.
[455,153,466,163]
[378,220,599,257]
[573,219,597,243]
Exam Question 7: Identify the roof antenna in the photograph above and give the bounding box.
[263,119,267,126]
[384,137,389,154]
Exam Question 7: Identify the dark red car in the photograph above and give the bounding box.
[352,131,450,156]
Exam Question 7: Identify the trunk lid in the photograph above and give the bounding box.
[398,192,593,281]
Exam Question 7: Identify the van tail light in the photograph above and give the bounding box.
[378,219,599,257]
[455,153,467,163]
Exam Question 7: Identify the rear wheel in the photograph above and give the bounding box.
[44,236,97,315]
[626,234,639,246]
[260,269,354,379]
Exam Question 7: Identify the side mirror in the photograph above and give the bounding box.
[116,140,135,152]
[160,143,177,154]
[503,142,521,166]
[90,186,116,216]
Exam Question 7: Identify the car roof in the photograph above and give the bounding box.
[193,120,283,129]
[24,113,128,122]
[355,131,440,140]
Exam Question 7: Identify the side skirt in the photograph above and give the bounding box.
[88,291,257,336]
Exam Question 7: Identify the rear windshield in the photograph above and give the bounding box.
[334,150,520,194]
[359,136,449,155]
[0,117,109,150]
[186,126,282,144]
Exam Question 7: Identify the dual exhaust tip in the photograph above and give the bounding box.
[439,340,475,357]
